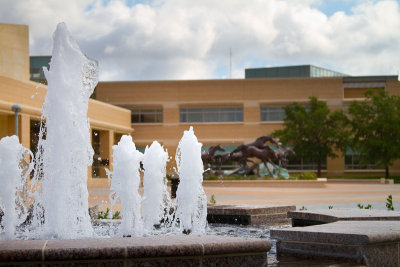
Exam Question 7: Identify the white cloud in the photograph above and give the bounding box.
[0,0,399,80]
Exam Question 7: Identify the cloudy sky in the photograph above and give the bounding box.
[1,0,400,81]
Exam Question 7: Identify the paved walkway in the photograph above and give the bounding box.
[203,183,400,209]
[88,181,400,211]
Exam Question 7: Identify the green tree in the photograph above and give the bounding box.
[348,90,400,177]
[273,96,350,177]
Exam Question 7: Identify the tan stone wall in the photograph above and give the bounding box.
[344,87,383,98]
[387,80,400,96]
[88,99,132,134]
[0,114,14,137]
[0,23,29,81]
[97,78,343,104]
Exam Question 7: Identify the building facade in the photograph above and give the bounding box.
[95,74,400,177]
[0,23,133,179]
[3,22,400,178]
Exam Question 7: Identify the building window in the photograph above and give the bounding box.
[30,120,41,157]
[131,108,163,123]
[286,155,327,170]
[345,148,381,170]
[136,146,147,153]
[260,106,286,121]
[180,107,243,123]
[92,130,101,178]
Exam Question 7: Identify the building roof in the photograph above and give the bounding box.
[245,65,348,79]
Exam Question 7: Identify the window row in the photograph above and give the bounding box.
[180,107,243,123]
[131,108,163,123]
[130,106,286,123]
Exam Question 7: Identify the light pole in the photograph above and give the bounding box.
[11,104,22,136]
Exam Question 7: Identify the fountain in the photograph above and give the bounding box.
[0,22,271,265]
[26,22,96,240]
[174,126,207,234]
[0,136,32,240]
[141,141,172,232]
[106,128,206,236]
[107,135,143,237]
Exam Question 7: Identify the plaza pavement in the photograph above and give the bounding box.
[202,182,400,210]
[87,179,400,212]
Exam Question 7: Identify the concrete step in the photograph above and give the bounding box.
[288,208,400,227]
[207,204,295,225]
[271,219,400,265]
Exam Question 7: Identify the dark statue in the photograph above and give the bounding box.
[201,135,295,177]
[201,145,225,170]
[273,146,295,168]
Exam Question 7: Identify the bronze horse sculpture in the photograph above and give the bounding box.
[201,145,225,169]
[211,136,278,176]
[214,150,259,176]
[231,145,278,175]
[273,146,295,167]
[231,145,276,175]
[204,136,294,177]
[215,151,247,169]
[246,135,277,149]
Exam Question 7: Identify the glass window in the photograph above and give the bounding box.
[344,148,382,170]
[180,107,243,123]
[286,154,327,170]
[92,130,101,178]
[131,108,163,123]
[260,106,286,121]
[136,146,147,153]
[30,120,41,156]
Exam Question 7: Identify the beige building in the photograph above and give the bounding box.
[95,74,400,177]
[0,23,133,179]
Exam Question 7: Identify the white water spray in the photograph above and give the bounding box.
[142,141,171,231]
[30,22,97,239]
[0,136,33,240]
[108,135,143,236]
[174,127,207,234]
[1,22,208,240]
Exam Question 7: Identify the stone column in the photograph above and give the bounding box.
[19,114,30,149]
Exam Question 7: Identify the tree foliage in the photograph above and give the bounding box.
[273,96,350,177]
[348,90,400,177]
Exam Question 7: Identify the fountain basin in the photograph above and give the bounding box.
[208,204,296,225]
[0,235,270,266]
[288,208,400,226]
[271,220,400,266]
